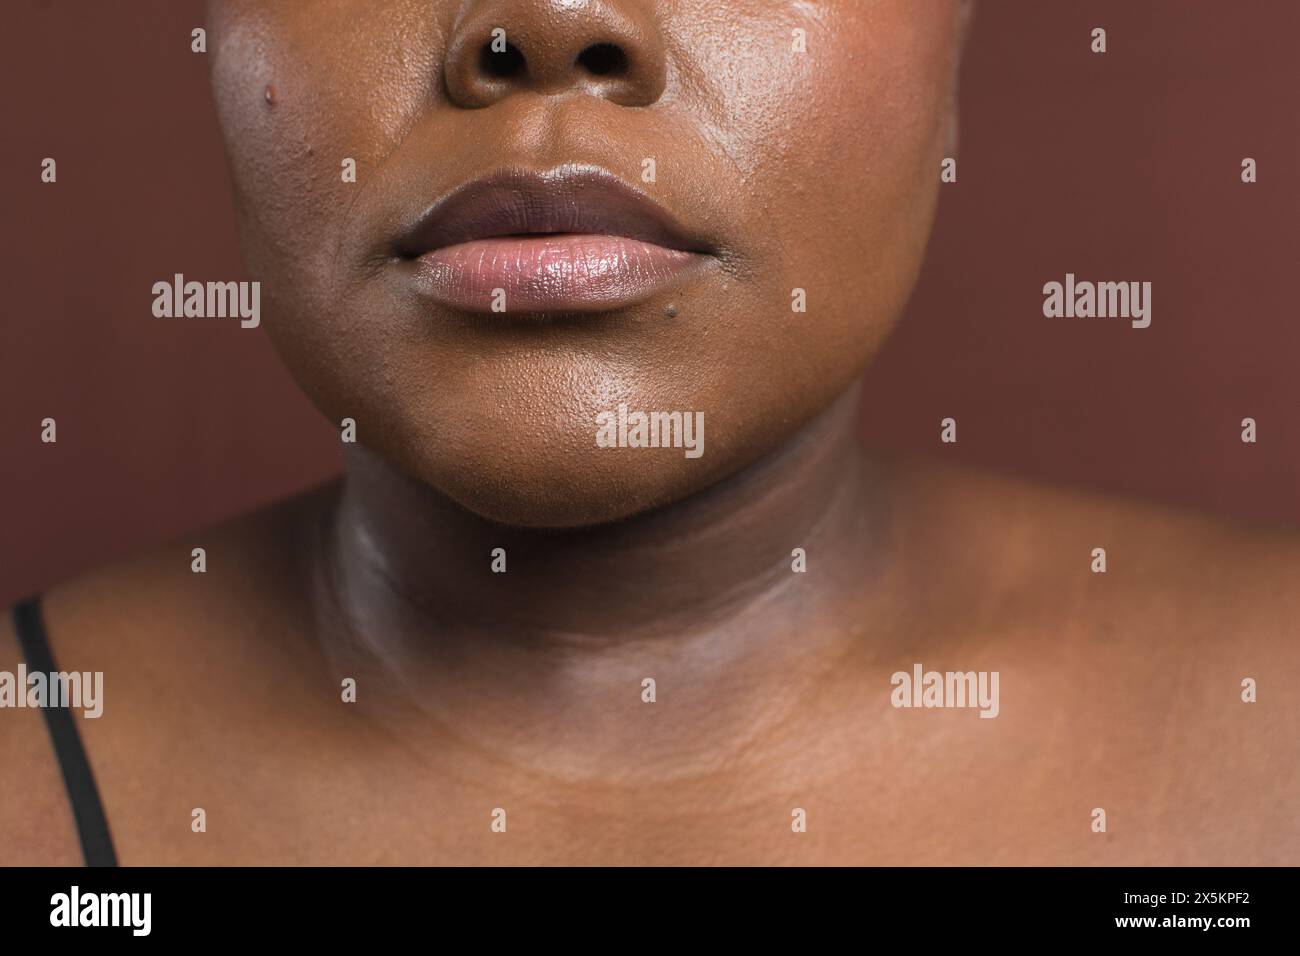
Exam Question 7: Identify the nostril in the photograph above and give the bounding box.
[576,43,628,77]
[479,41,526,79]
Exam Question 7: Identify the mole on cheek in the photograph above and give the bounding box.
[264,83,278,107]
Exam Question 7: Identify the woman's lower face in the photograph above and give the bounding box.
[208,0,965,526]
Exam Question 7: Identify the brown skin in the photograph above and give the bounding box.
[3,0,1298,865]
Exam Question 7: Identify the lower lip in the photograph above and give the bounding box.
[411,234,707,313]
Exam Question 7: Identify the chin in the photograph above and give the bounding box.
[341,373,727,528]
[422,440,723,529]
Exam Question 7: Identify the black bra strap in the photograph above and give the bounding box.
[11,597,118,867]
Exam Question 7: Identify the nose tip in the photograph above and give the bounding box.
[443,0,668,108]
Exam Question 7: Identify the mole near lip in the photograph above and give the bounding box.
[398,168,713,314]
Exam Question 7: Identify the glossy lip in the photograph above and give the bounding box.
[396,166,715,314]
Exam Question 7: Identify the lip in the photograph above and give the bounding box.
[396,166,714,314]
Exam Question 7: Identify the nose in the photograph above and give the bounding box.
[443,0,668,108]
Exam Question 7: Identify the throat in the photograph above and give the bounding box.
[305,384,892,777]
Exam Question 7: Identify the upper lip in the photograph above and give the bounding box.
[395,165,712,258]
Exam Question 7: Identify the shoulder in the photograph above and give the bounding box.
[37,481,339,667]
[0,482,339,864]
[886,454,1300,617]
[884,455,1300,692]
[880,455,1300,861]
[0,609,84,864]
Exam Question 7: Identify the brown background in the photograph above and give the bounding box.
[3,0,1297,605]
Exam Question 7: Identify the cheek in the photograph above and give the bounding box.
[211,2,434,304]
[211,2,440,412]
[705,1,956,371]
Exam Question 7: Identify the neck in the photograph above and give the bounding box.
[308,382,895,776]
[323,383,880,639]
